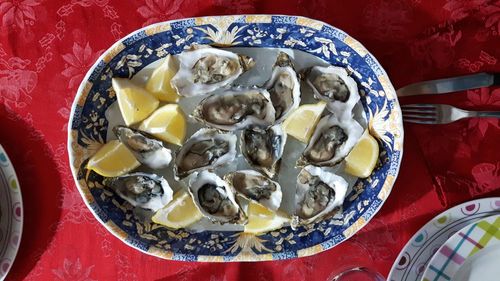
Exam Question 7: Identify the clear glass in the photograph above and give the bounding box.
[330,267,385,281]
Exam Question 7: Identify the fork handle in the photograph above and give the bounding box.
[494,73,500,86]
[475,111,500,118]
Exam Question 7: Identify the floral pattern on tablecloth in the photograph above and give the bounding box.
[0,0,499,280]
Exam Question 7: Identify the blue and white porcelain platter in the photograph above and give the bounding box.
[67,15,404,262]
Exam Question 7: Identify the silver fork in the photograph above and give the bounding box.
[401,104,500,124]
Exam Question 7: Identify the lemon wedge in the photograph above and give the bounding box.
[138,104,186,146]
[152,190,203,229]
[282,101,326,143]
[344,130,380,178]
[112,78,160,126]
[145,54,180,102]
[86,140,140,177]
[244,202,290,234]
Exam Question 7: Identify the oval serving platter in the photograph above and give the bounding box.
[67,15,404,262]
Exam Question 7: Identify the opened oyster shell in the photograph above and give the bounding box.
[187,170,247,224]
[224,170,282,211]
[240,125,286,178]
[103,172,173,211]
[113,125,172,170]
[292,165,348,228]
[191,87,276,131]
[174,128,237,178]
[297,115,363,167]
[170,46,255,97]
[305,66,360,119]
[264,52,301,123]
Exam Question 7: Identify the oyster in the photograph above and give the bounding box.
[297,115,363,167]
[192,87,276,131]
[170,46,255,97]
[174,128,237,178]
[187,170,247,224]
[104,172,173,211]
[292,165,348,227]
[264,52,301,122]
[224,170,282,211]
[113,125,172,170]
[305,66,360,119]
[240,125,286,177]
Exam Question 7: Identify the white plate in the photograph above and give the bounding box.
[421,214,500,281]
[388,197,500,281]
[0,145,23,280]
[454,244,500,281]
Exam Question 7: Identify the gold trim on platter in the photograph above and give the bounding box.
[106,220,128,240]
[197,255,225,262]
[344,36,368,57]
[78,179,95,204]
[245,15,272,23]
[148,247,174,259]
[195,16,245,31]
[296,17,323,30]
[102,43,125,63]
[343,217,367,238]
[297,244,323,257]
[378,175,395,201]
[78,81,93,107]
[378,75,397,101]
[145,23,172,36]
[231,252,271,261]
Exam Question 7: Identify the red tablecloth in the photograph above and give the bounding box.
[1,0,499,280]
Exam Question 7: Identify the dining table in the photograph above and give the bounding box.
[0,0,499,280]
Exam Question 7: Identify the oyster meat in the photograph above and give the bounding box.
[224,170,282,211]
[170,46,255,97]
[264,52,301,122]
[292,165,348,227]
[113,125,172,170]
[104,172,173,211]
[174,128,237,178]
[192,87,276,131]
[240,125,286,177]
[187,170,247,224]
[305,66,360,119]
[297,114,363,167]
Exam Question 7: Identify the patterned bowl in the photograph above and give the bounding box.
[67,15,404,262]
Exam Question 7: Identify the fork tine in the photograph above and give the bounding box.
[403,117,437,124]
[401,104,437,110]
[402,113,436,120]
[401,103,440,124]
[401,108,437,115]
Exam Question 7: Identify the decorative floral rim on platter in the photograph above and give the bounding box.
[422,214,500,281]
[388,197,500,280]
[0,145,23,279]
[67,15,404,262]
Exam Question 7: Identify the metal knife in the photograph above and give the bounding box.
[396,72,500,97]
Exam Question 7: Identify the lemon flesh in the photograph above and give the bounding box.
[138,104,186,146]
[112,78,160,126]
[145,55,180,102]
[282,101,326,143]
[344,130,380,178]
[86,140,140,177]
[244,202,290,234]
[152,190,203,229]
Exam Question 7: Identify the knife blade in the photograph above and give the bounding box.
[396,72,500,97]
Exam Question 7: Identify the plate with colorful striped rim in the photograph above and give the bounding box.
[421,214,500,281]
[0,145,23,280]
[388,197,500,281]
